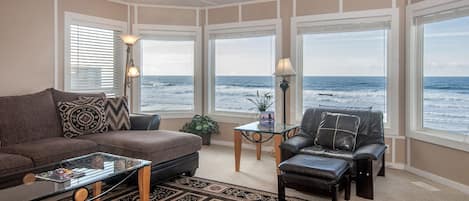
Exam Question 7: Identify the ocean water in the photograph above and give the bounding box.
[140,76,469,134]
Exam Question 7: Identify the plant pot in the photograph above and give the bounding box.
[201,134,211,145]
[259,111,275,127]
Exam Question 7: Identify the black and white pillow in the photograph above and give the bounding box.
[58,98,108,138]
[315,112,360,151]
[80,96,131,131]
[104,97,130,131]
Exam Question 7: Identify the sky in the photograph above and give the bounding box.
[423,16,469,77]
[140,16,469,77]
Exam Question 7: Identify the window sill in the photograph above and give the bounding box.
[137,111,197,119]
[207,111,258,124]
[408,129,469,153]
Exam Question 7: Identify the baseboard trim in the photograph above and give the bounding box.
[211,140,274,153]
[386,162,405,170]
[406,165,469,195]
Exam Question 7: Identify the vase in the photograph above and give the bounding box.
[259,111,275,127]
[201,133,211,145]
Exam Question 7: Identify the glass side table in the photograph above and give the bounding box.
[233,121,300,174]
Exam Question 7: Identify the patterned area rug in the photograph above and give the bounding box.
[69,176,308,201]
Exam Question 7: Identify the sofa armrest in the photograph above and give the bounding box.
[130,114,161,130]
[353,144,386,160]
[280,135,315,160]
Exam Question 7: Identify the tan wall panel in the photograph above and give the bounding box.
[160,118,189,131]
[296,0,339,16]
[280,0,293,58]
[411,139,469,186]
[208,6,239,25]
[57,0,127,90]
[395,138,406,164]
[384,138,392,162]
[242,1,277,21]
[343,0,392,12]
[0,0,54,96]
[138,7,197,26]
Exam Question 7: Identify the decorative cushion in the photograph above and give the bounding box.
[80,97,131,131]
[315,112,360,151]
[58,98,108,138]
[104,97,130,130]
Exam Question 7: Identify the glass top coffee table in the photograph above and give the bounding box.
[0,152,151,201]
[233,121,300,174]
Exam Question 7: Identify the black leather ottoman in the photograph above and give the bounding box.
[278,154,351,201]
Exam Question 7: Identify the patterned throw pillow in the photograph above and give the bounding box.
[104,97,131,131]
[58,98,108,138]
[315,112,360,151]
[80,96,131,131]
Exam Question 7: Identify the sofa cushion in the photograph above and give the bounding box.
[0,89,62,146]
[0,153,34,175]
[78,130,202,164]
[58,98,108,138]
[1,137,97,166]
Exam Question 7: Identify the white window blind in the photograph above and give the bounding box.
[68,24,124,96]
[208,25,276,39]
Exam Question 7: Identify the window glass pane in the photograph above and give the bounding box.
[302,30,388,119]
[423,16,469,134]
[140,39,195,111]
[214,36,276,113]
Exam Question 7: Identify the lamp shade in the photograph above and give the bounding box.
[127,66,140,78]
[120,34,140,45]
[274,58,296,77]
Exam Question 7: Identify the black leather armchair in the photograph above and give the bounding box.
[280,108,386,199]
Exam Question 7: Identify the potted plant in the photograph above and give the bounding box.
[247,91,275,126]
[180,115,219,145]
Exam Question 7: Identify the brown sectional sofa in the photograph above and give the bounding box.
[0,88,202,182]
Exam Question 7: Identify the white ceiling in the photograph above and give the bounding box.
[119,0,258,8]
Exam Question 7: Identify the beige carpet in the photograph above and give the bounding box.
[196,144,467,201]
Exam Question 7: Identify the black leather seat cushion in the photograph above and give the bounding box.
[279,154,349,181]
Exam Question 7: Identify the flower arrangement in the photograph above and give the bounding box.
[247,91,274,112]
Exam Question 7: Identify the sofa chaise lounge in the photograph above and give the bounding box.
[0,88,202,186]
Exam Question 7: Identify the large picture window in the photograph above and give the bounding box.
[418,10,469,134]
[213,36,276,113]
[301,29,388,119]
[140,39,195,112]
[133,25,202,116]
[293,11,399,132]
[206,20,280,117]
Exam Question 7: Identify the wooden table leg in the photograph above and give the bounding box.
[138,165,151,201]
[234,130,242,172]
[256,142,262,160]
[93,181,102,201]
[73,188,89,201]
[274,135,283,175]
[253,133,262,160]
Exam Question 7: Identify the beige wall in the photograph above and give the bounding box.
[138,7,197,26]
[411,139,469,186]
[0,0,54,96]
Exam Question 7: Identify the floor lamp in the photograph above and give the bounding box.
[274,58,296,126]
[120,34,140,112]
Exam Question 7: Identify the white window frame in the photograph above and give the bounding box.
[406,0,469,152]
[64,12,127,94]
[291,8,400,136]
[132,24,202,119]
[205,19,282,123]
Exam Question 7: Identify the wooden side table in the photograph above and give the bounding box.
[233,122,299,174]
